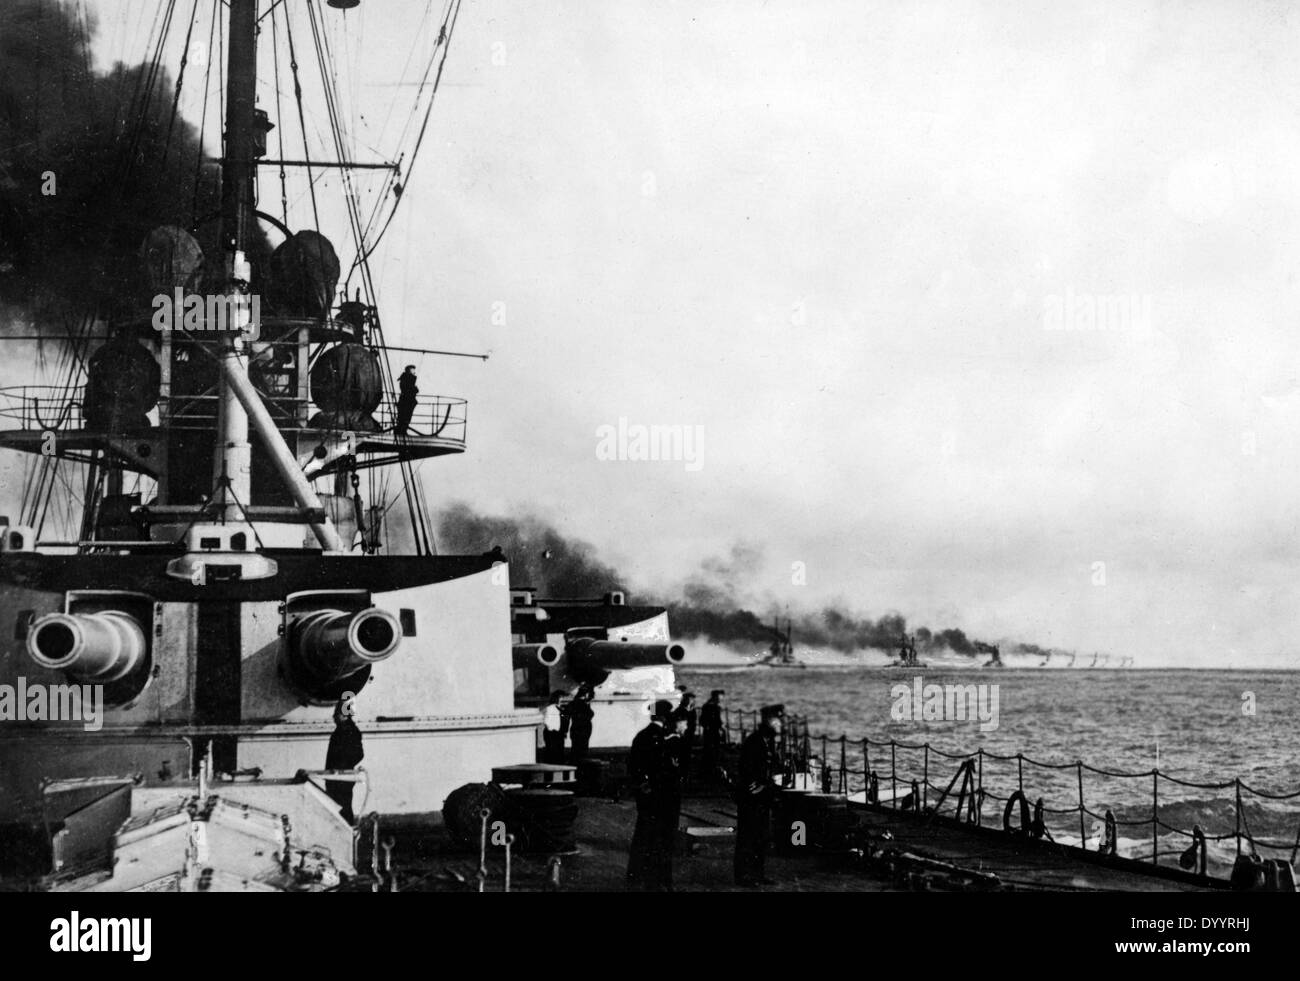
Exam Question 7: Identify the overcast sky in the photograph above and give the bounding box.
[54,0,1300,666]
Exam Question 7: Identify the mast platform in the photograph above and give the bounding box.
[0,385,467,472]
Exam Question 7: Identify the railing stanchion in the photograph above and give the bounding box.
[1152,770,1159,865]
[839,735,847,794]
[1017,753,1024,800]
[1077,762,1086,849]
[863,738,870,796]
[1235,779,1242,858]
[890,742,898,810]
[923,744,930,812]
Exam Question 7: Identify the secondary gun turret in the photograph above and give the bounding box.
[283,608,402,700]
[565,637,685,686]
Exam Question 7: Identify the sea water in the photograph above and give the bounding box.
[680,666,1300,875]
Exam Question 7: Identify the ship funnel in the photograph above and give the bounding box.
[27,611,146,683]
[284,608,402,699]
[513,644,560,669]
[565,637,686,684]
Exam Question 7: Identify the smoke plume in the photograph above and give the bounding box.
[435,501,625,597]
[0,0,227,325]
[435,501,1068,659]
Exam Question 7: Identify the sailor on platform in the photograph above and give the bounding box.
[734,703,783,887]
[395,364,419,434]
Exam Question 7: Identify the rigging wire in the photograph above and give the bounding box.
[350,0,462,277]
[190,0,220,226]
[302,0,464,553]
[305,0,432,554]
[282,6,323,236]
[160,0,204,169]
[270,3,290,227]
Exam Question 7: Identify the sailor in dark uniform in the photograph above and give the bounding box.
[626,699,673,891]
[734,703,783,886]
[567,684,595,763]
[659,708,692,889]
[541,690,566,764]
[325,693,364,824]
[676,691,698,779]
[700,689,725,778]
[395,364,419,434]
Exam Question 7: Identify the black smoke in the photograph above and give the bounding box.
[435,501,625,597]
[434,502,1067,658]
[0,1,229,325]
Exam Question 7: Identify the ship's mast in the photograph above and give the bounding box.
[214,0,258,526]
[214,0,340,550]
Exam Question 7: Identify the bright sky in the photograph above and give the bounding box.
[57,0,1300,666]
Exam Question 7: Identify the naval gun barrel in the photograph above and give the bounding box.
[27,611,146,683]
[513,644,560,669]
[566,637,686,683]
[287,608,402,694]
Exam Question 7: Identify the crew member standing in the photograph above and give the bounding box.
[734,703,783,887]
[700,689,725,778]
[395,364,419,434]
[659,709,692,889]
[325,693,364,824]
[627,699,673,891]
[542,690,566,764]
[567,684,595,763]
[676,691,698,779]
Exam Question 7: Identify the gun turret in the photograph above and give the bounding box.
[513,644,560,669]
[284,608,402,698]
[565,637,685,685]
[26,611,146,683]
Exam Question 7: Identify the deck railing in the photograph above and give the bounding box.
[722,708,1300,875]
[0,385,466,444]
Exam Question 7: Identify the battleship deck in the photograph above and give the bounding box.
[369,782,1223,893]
